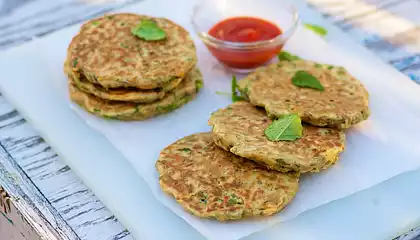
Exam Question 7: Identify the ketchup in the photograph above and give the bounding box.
[207,17,283,69]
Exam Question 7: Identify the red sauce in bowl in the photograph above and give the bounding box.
[207,17,283,69]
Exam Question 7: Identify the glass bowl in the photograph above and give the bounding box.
[191,0,299,72]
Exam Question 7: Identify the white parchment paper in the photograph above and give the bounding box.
[67,1,420,239]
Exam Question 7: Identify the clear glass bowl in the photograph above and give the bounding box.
[191,0,299,72]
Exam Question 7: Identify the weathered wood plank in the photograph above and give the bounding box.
[0,96,133,239]
[0,1,138,239]
[308,0,420,84]
[0,0,141,50]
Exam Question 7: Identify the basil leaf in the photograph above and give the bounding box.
[264,114,303,141]
[304,23,328,37]
[278,51,301,61]
[292,71,324,91]
[131,19,166,41]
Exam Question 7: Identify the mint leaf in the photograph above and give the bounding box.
[304,23,328,37]
[264,114,303,141]
[131,19,166,41]
[292,71,324,91]
[278,51,301,61]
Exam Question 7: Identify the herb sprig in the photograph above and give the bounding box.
[215,75,246,102]
[304,23,328,37]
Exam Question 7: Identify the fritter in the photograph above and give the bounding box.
[237,60,370,128]
[156,132,299,221]
[208,101,345,173]
[69,67,202,121]
[67,13,197,89]
[64,60,183,103]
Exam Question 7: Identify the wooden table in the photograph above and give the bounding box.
[0,0,419,239]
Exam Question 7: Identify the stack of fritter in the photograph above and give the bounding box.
[156,58,370,221]
[65,13,202,120]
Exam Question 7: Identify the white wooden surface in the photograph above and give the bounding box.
[0,1,138,239]
[0,0,419,239]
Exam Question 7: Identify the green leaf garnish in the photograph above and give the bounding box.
[232,95,245,102]
[264,114,303,141]
[231,75,245,102]
[216,76,246,102]
[92,21,100,26]
[231,75,237,96]
[304,23,328,37]
[278,51,301,61]
[292,71,324,91]
[131,19,166,41]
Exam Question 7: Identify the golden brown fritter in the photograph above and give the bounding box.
[156,132,299,221]
[208,101,345,173]
[69,67,202,121]
[67,13,197,89]
[64,60,183,103]
[237,60,370,129]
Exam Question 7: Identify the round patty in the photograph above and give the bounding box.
[69,67,202,121]
[67,13,197,89]
[208,101,345,173]
[64,60,183,103]
[237,60,370,129]
[156,132,299,221]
